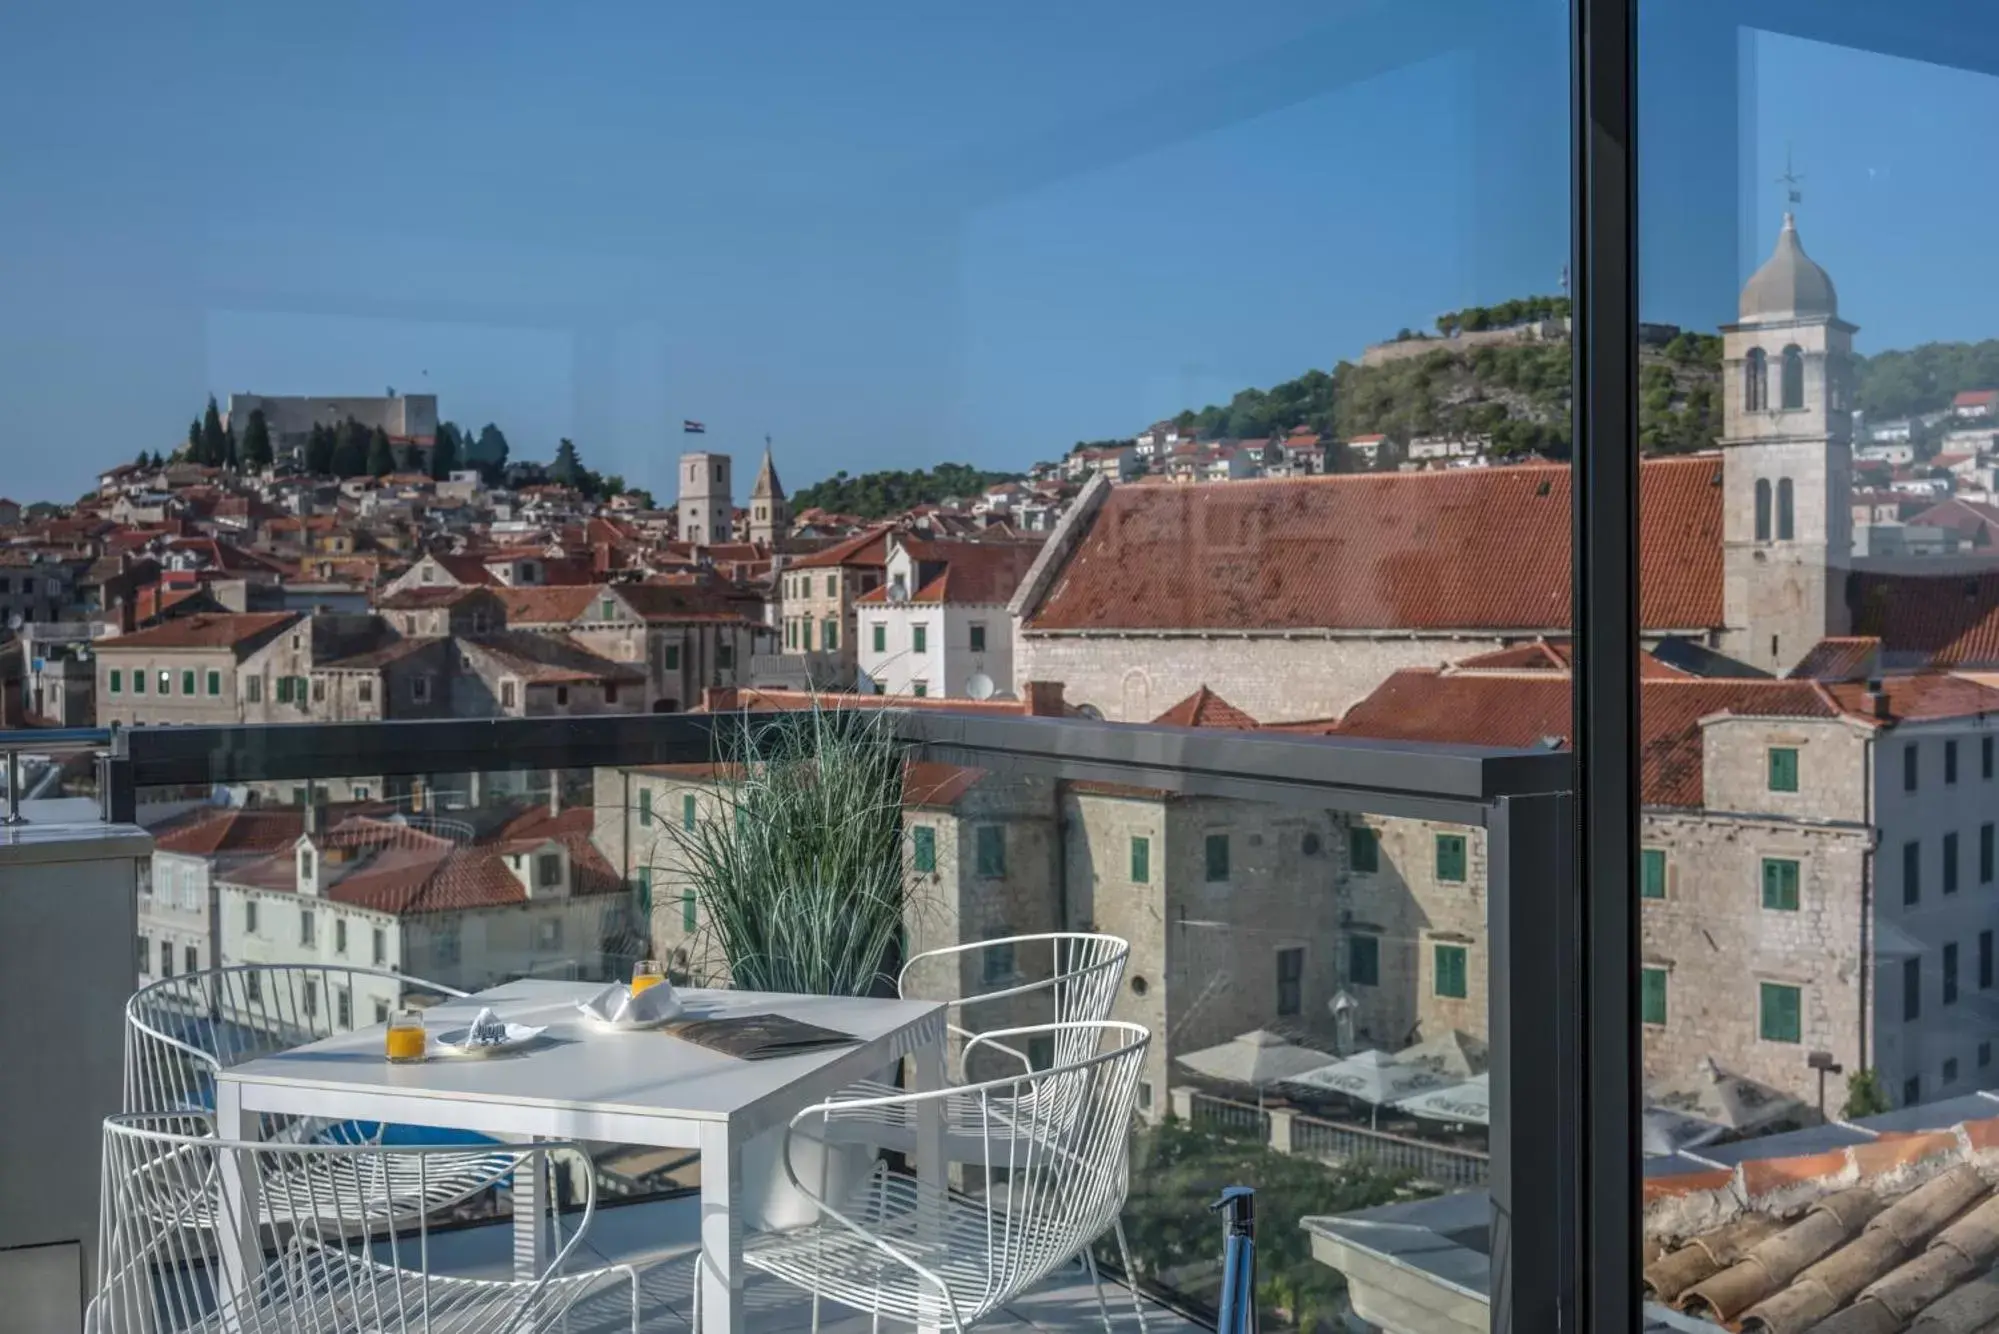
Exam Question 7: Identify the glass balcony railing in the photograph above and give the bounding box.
[4,706,1569,1332]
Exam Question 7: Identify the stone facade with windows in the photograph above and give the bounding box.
[1335,654,1999,1108]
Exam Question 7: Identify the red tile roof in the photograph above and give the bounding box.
[788,525,894,571]
[1788,637,1882,683]
[97,612,301,654]
[1023,457,1724,634]
[1952,389,1998,408]
[492,585,599,625]
[1152,686,1258,730]
[1853,572,1999,666]
[153,808,305,857]
[1334,671,1856,808]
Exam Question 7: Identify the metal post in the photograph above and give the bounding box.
[1574,0,1641,1329]
[1488,792,1577,1334]
[1212,1186,1256,1334]
[2,749,22,825]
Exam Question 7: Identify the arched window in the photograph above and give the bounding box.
[1781,345,1805,410]
[1777,478,1795,541]
[1755,478,1772,542]
[1745,347,1768,411]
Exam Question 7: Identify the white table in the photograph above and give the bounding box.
[214,979,949,1334]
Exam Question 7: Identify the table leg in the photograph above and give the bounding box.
[513,1138,549,1281]
[913,1029,948,1334]
[213,1082,262,1326]
[700,1121,745,1334]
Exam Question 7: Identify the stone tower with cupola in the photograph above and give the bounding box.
[1718,214,1856,675]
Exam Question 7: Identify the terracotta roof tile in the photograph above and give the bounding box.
[1024,457,1724,633]
[1853,571,1999,667]
[491,584,600,625]
[1790,637,1884,682]
[788,525,894,571]
[97,612,301,654]
[1333,671,1853,807]
[1152,686,1258,730]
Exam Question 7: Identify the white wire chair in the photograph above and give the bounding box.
[125,964,512,1224]
[89,1113,639,1334]
[826,933,1145,1331]
[741,1020,1152,1334]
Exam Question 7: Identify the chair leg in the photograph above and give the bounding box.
[1082,1241,1114,1334]
[1112,1217,1148,1334]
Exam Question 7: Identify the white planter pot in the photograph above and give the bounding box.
[739,1119,877,1231]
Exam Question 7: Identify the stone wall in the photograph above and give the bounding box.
[1015,632,1513,723]
[1338,815,1490,1051]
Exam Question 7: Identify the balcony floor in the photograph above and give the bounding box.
[412,1194,1196,1334]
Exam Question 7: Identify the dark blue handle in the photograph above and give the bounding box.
[1213,1186,1256,1334]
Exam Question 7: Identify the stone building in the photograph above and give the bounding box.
[677,451,733,545]
[747,449,788,547]
[1007,215,1956,721]
[1717,212,1857,675]
[768,527,891,689]
[587,684,1344,1117]
[854,535,1042,699]
[1010,458,1729,724]
[1330,649,1999,1109]
[224,392,437,460]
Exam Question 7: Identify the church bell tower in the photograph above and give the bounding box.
[1718,213,1856,675]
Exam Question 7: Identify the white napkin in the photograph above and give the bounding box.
[579,980,682,1025]
[468,1007,509,1046]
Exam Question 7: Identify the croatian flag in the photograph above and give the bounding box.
[683,420,706,434]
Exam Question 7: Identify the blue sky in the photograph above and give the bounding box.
[1,2,1995,504]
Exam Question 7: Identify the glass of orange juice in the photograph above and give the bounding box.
[385,1008,427,1063]
[631,959,664,996]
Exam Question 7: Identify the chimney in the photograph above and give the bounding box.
[1022,681,1066,718]
[1864,678,1891,720]
[303,794,325,836]
[548,770,563,817]
[701,686,734,713]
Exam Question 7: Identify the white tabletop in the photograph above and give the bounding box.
[215,978,946,1144]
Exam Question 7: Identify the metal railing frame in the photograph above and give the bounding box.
[12,708,1584,1331]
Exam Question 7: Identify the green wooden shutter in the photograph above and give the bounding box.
[912,826,936,873]
[1130,836,1150,884]
[1436,834,1467,882]
[1205,834,1230,882]
[1434,944,1468,999]
[1348,935,1379,987]
[639,790,652,826]
[1350,827,1379,873]
[1760,983,1801,1042]
[1768,747,1799,792]
[1640,848,1667,899]
[1641,967,1668,1025]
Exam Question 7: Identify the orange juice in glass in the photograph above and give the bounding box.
[385,1008,427,1063]
[631,959,664,996]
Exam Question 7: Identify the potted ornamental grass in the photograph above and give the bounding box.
[657,698,923,1225]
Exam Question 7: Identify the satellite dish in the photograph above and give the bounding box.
[966,672,996,702]
[886,579,910,605]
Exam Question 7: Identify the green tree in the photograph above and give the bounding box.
[200,395,229,468]
[366,425,396,477]
[791,462,1022,519]
[134,448,151,470]
[186,418,203,463]
[1109,1119,1414,1332]
[240,409,274,471]
[330,418,370,478]
[469,423,510,467]
[550,437,584,487]
[304,422,335,476]
[431,423,460,480]
[1843,1069,1892,1118]
[600,473,627,498]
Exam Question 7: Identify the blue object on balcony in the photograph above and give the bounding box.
[1213,1185,1256,1334]
[318,1120,500,1148]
